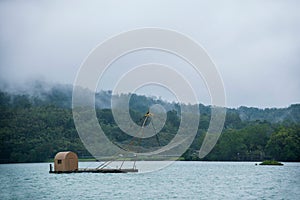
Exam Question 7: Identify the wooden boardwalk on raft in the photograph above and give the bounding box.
[49,168,138,174]
[49,151,138,174]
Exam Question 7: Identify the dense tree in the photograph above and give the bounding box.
[266,126,300,161]
[0,89,299,163]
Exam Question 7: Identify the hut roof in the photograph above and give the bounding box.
[54,151,77,160]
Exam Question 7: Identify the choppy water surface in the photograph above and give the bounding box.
[0,161,299,199]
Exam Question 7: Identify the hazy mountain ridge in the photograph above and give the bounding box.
[234,104,300,123]
[1,82,299,163]
[1,81,299,123]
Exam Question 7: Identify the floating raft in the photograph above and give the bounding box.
[49,168,138,174]
[49,151,138,174]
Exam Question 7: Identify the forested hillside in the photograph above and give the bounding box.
[0,84,299,163]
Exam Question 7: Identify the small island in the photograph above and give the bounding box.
[259,160,284,166]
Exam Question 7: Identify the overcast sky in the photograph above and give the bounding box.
[0,0,299,108]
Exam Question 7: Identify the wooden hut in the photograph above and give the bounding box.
[54,151,78,172]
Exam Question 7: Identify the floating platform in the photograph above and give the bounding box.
[49,151,138,174]
[49,168,138,174]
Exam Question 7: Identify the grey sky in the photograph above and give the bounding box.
[0,0,299,108]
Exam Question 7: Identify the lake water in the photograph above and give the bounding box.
[0,161,299,199]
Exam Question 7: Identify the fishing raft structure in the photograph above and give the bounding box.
[49,110,161,174]
[49,151,138,174]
